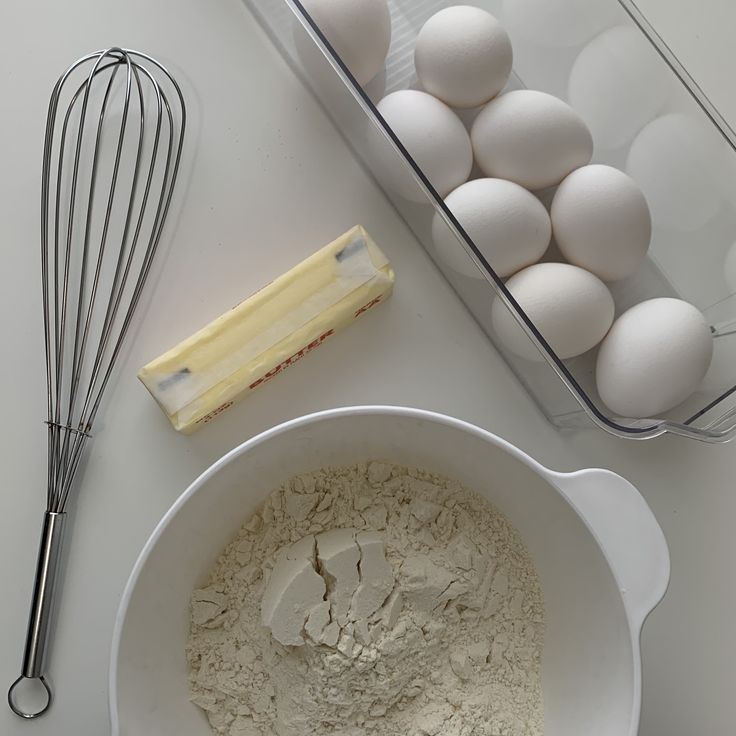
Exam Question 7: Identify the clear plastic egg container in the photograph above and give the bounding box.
[246,0,736,442]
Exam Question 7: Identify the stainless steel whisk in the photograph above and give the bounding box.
[8,48,185,718]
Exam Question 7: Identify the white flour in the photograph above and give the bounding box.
[187,462,544,736]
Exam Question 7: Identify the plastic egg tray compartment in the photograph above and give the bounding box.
[246,0,736,442]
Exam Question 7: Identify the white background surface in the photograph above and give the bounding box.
[1,0,735,734]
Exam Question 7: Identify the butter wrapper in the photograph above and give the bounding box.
[139,226,394,432]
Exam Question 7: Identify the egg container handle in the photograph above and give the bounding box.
[550,468,670,630]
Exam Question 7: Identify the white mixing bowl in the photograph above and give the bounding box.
[110,406,669,736]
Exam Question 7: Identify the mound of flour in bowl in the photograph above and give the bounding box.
[187,462,544,736]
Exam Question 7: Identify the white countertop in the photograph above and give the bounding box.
[1,1,734,734]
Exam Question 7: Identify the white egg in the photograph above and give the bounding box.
[502,0,621,48]
[596,298,713,417]
[414,6,513,109]
[725,242,736,293]
[374,90,473,201]
[551,165,651,282]
[492,263,614,361]
[471,90,593,190]
[626,114,725,231]
[433,178,550,279]
[299,0,391,86]
[568,26,670,150]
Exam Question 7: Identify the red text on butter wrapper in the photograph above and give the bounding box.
[354,295,383,318]
[196,400,235,426]
[248,329,335,391]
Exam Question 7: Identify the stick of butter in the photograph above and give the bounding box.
[138,226,394,432]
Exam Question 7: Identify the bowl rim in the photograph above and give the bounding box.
[108,404,657,735]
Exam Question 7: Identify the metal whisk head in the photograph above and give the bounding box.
[41,48,185,513]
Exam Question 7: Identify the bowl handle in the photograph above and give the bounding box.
[548,468,670,630]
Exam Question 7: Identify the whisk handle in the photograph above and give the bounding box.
[8,511,66,718]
